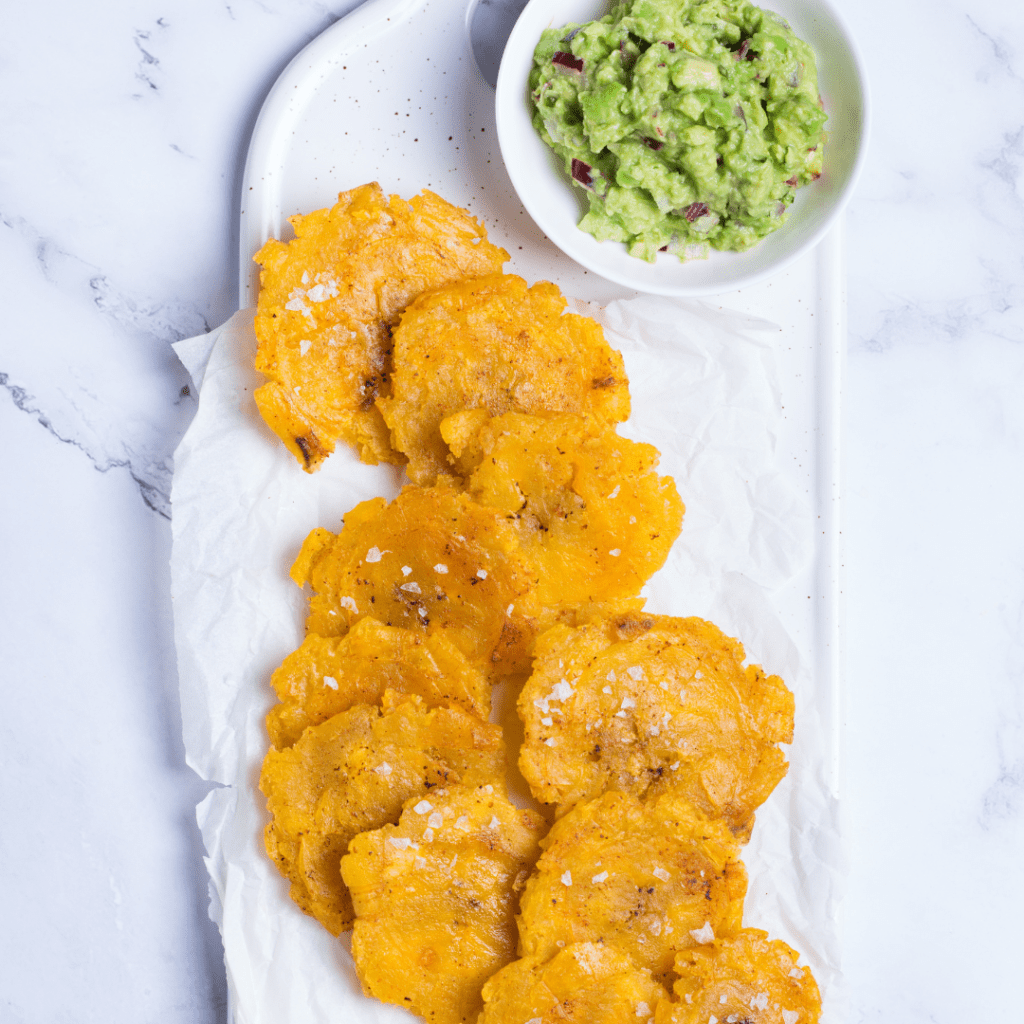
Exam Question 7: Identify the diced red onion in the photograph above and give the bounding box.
[571,158,594,188]
[552,51,584,73]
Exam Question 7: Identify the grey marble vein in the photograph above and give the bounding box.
[0,210,206,518]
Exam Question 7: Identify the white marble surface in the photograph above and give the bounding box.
[1,1,1021,1021]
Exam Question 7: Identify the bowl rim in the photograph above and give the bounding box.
[495,0,872,297]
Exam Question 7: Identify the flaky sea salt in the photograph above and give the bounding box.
[284,290,311,317]
[400,581,421,593]
[374,762,392,776]
[305,282,334,303]
[365,547,383,563]
[551,680,573,701]
[653,867,670,881]
[690,922,715,944]
[561,871,572,886]
[323,676,338,690]
[414,801,433,814]
[592,871,609,884]
[434,563,448,573]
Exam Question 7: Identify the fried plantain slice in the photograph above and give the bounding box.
[378,273,630,485]
[341,784,547,1024]
[518,611,794,840]
[444,410,683,615]
[479,942,669,1024]
[265,617,491,749]
[289,482,539,679]
[655,929,822,1024]
[253,183,508,470]
[516,791,747,983]
[259,691,504,935]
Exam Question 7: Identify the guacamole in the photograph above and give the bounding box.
[529,0,827,260]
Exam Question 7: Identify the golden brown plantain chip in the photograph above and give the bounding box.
[253,183,508,470]
[378,273,630,485]
[655,929,822,1024]
[445,411,683,615]
[289,482,539,679]
[516,791,747,982]
[259,691,504,935]
[518,611,794,840]
[341,784,547,1024]
[265,617,491,749]
[479,942,669,1024]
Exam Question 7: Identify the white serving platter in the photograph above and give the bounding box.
[239,0,844,778]
[205,0,848,1018]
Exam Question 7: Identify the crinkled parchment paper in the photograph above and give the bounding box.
[171,296,843,1024]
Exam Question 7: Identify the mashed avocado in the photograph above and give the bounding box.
[529,0,827,260]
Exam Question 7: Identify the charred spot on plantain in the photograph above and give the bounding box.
[359,375,384,411]
[294,431,328,468]
[614,614,655,640]
[491,619,524,662]
[592,375,618,388]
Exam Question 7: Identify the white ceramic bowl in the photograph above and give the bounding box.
[495,0,870,296]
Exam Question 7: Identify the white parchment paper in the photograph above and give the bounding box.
[171,299,843,1024]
